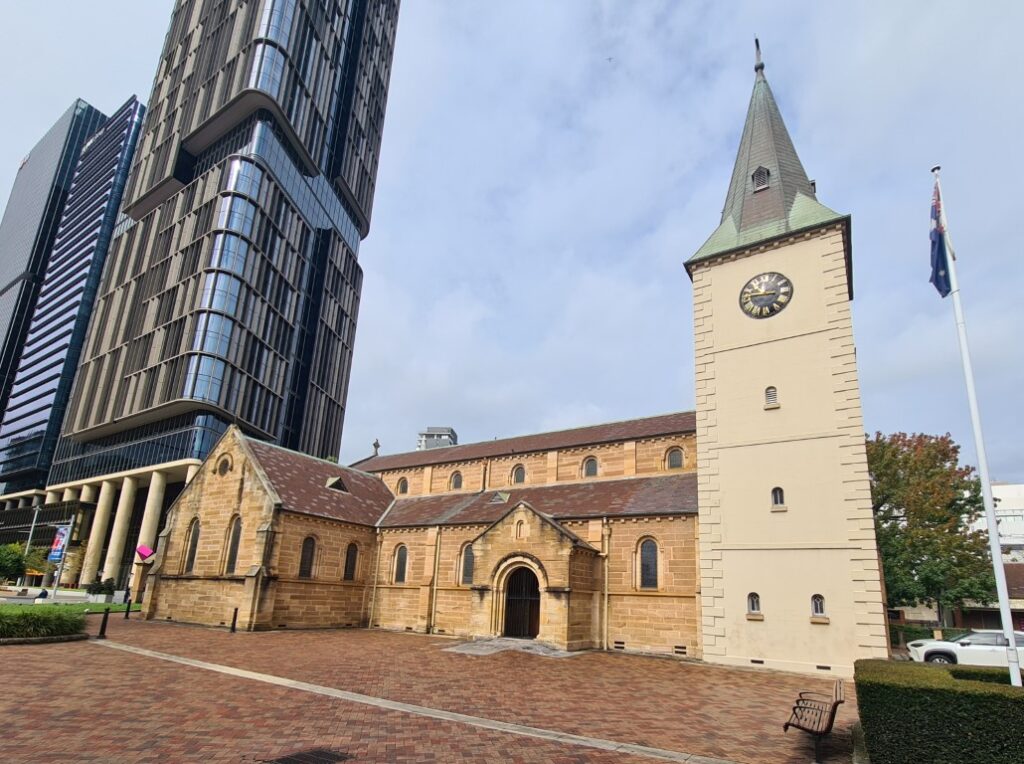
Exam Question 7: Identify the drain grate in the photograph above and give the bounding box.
[261,748,351,763]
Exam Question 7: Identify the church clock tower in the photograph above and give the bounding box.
[686,44,889,676]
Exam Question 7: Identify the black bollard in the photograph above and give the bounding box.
[97,608,110,639]
[230,607,238,633]
[124,598,132,619]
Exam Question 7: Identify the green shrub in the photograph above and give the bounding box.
[0,609,86,639]
[888,623,934,646]
[949,665,1013,685]
[856,659,1024,764]
[84,578,116,595]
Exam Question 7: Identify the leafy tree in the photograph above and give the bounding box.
[0,543,26,582]
[867,432,996,624]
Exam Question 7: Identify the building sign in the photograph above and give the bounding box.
[47,526,70,563]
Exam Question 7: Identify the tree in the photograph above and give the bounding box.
[867,432,996,624]
[0,543,26,582]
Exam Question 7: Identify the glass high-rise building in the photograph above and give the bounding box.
[40,0,401,590]
[0,100,107,423]
[0,98,146,494]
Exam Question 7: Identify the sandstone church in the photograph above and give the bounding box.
[141,53,890,677]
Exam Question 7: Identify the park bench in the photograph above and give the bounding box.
[783,678,844,763]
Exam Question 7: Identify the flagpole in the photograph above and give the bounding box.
[932,165,1021,687]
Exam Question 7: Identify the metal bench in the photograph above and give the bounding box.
[783,678,844,763]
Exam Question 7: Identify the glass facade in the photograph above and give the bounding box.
[0,99,145,492]
[52,1,400,484]
[0,100,106,420]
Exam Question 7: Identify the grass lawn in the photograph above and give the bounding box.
[0,602,141,615]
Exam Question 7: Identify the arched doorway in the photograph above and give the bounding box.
[504,567,540,638]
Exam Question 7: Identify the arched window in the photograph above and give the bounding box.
[396,477,408,494]
[812,594,826,617]
[666,448,684,470]
[515,520,525,539]
[771,487,785,507]
[639,539,658,589]
[511,465,525,484]
[394,544,408,584]
[582,457,598,478]
[184,518,201,573]
[224,516,242,574]
[343,542,358,581]
[765,386,779,407]
[450,471,463,490]
[461,544,474,585]
[747,592,761,614]
[298,536,316,579]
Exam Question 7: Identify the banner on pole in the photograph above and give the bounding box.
[47,526,70,563]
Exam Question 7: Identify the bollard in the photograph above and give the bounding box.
[97,608,110,639]
[230,607,239,633]
[124,598,132,619]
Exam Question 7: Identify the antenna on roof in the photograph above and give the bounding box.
[754,37,765,74]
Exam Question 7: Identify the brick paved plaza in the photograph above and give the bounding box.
[0,619,856,763]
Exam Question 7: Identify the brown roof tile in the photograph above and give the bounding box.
[380,472,698,527]
[351,411,696,472]
[247,439,394,526]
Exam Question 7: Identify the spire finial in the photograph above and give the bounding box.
[754,37,765,75]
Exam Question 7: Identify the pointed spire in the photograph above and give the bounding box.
[688,43,845,267]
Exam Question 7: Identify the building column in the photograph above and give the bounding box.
[80,484,98,503]
[186,463,200,483]
[101,476,138,586]
[61,487,80,503]
[18,497,30,508]
[45,490,60,504]
[130,472,167,595]
[79,480,117,585]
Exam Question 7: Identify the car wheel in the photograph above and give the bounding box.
[926,653,955,664]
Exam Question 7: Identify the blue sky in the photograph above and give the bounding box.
[0,1,1021,480]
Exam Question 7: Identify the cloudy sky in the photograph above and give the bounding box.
[1,1,1021,481]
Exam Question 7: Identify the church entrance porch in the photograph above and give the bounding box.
[503,566,540,638]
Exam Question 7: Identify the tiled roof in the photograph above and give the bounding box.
[246,439,394,526]
[351,411,696,472]
[380,472,698,527]
[687,52,845,268]
[1005,563,1024,600]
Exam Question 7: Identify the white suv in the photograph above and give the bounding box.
[907,629,1024,666]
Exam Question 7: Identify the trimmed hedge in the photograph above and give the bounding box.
[0,609,86,639]
[856,659,1024,764]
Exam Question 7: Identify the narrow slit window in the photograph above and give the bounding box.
[184,518,201,573]
[394,545,408,583]
[461,544,474,585]
[298,536,316,579]
[771,487,785,506]
[812,594,826,617]
[640,539,658,589]
[747,592,761,614]
[343,542,358,581]
[224,516,241,574]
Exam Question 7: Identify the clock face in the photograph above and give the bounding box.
[739,272,793,319]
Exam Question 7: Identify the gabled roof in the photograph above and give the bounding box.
[246,439,394,526]
[471,500,597,551]
[379,472,698,527]
[351,411,696,472]
[687,44,846,269]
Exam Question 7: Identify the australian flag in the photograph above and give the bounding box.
[930,182,952,297]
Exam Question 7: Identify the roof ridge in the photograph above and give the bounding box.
[247,435,381,478]
[353,410,695,466]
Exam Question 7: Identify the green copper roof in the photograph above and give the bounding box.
[688,49,845,267]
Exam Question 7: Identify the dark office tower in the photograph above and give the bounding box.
[44,1,400,590]
[0,101,107,420]
[0,98,146,494]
